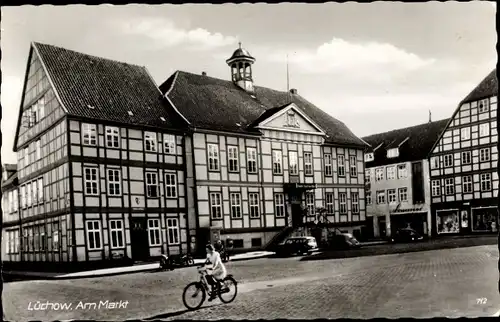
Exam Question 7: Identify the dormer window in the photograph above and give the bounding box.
[478,99,489,113]
[387,148,399,158]
[364,153,374,162]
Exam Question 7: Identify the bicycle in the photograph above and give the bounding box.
[182,265,238,310]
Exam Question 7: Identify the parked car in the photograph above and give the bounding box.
[327,233,361,250]
[390,228,424,243]
[275,236,318,257]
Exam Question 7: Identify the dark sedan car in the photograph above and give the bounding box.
[390,228,424,243]
[275,236,319,257]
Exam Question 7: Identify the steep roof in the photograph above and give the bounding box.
[362,118,450,167]
[461,69,497,103]
[33,42,188,130]
[160,71,367,147]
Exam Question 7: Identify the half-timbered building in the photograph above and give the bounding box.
[2,164,20,262]
[428,69,498,236]
[159,45,368,252]
[362,119,449,239]
[2,42,189,268]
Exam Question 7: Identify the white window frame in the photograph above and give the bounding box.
[227,146,239,172]
[479,148,491,162]
[230,193,242,219]
[247,148,257,173]
[349,156,357,177]
[387,148,399,158]
[431,180,441,196]
[305,192,315,216]
[337,155,346,177]
[275,193,285,218]
[248,193,260,218]
[375,168,384,181]
[86,220,102,250]
[146,172,159,198]
[387,189,397,204]
[366,191,372,205]
[443,154,453,167]
[364,153,374,162]
[397,164,408,178]
[105,126,120,148]
[480,173,492,192]
[144,132,157,152]
[462,175,473,193]
[164,134,176,155]
[398,187,408,202]
[478,99,489,113]
[13,190,18,212]
[324,154,332,176]
[351,192,359,214]
[164,173,177,198]
[289,151,298,175]
[445,178,454,195]
[166,218,180,245]
[27,182,32,207]
[109,220,125,249]
[479,123,490,137]
[304,152,313,175]
[376,191,385,204]
[37,178,44,203]
[147,219,161,246]
[36,140,41,160]
[107,169,121,196]
[430,156,439,169]
[339,193,347,214]
[210,192,222,219]
[325,192,334,214]
[24,147,29,168]
[82,123,97,146]
[460,127,470,140]
[37,97,45,121]
[21,185,26,208]
[386,166,396,180]
[208,144,220,171]
[84,167,99,196]
[461,151,472,164]
[273,150,283,175]
[365,169,371,183]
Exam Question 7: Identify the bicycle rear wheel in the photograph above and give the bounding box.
[182,282,206,310]
[218,276,237,304]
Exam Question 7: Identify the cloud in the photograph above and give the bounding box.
[115,17,237,51]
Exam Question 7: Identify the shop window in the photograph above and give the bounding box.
[436,210,459,234]
[471,208,498,232]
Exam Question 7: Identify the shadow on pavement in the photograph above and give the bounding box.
[143,303,223,320]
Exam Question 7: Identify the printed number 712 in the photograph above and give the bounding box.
[476,298,487,304]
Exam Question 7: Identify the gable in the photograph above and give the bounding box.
[256,104,326,135]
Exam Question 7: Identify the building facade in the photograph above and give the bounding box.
[363,120,449,239]
[159,46,368,252]
[428,70,498,236]
[2,164,20,262]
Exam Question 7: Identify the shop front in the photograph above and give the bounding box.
[390,211,428,236]
[436,209,460,234]
[471,207,498,233]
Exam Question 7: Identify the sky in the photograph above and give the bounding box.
[1,2,497,164]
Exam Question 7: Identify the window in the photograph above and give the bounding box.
[27,183,32,207]
[164,173,177,198]
[351,192,359,214]
[397,164,408,178]
[366,191,372,205]
[386,166,396,180]
[107,169,121,196]
[365,169,370,183]
[251,238,262,247]
[305,193,315,216]
[37,97,45,121]
[479,148,491,162]
[148,219,161,246]
[387,148,399,158]
[210,193,222,219]
[164,134,176,154]
[460,127,470,140]
[461,151,472,165]
[445,178,454,195]
[431,180,441,196]
[146,172,159,198]
[24,147,29,168]
[478,99,489,113]
[288,151,299,175]
[398,188,408,202]
[52,222,60,250]
[84,168,99,195]
[21,186,26,208]
[86,220,102,250]
[37,178,43,203]
[376,168,384,181]
[208,144,220,171]
[323,154,332,176]
[463,176,473,193]
[230,193,242,218]
[109,220,124,249]
[144,132,157,152]
[105,127,120,148]
[273,150,283,174]
[82,123,97,146]
[167,218,180,245]
[349,156,357,177]
[364,153,374,162]
[304,152,313,175]
[339,193,347,214]
[443,154,453,167]
[338,155,346,177]
[479,123,490,137]
[387,189,397,203]
[247,148,257,173]
[480,173,492,191]
[32,181,37,205]
[430,156,439,169]
[325,193,334,214]
[248,193,260,218]
[36,140,41,160]
[13,190,18,212]
[227,146,239,172]
[275,194,285,217]
[376,191,385,204]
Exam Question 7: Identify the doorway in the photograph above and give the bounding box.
[291,204,303,228]
[130,217,149,261]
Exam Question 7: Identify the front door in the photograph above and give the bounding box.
[130,217,149,261]
[291,204,303,228]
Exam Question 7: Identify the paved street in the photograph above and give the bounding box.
[4,245,500,321]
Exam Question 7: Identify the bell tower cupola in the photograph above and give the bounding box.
[226,42,256,93]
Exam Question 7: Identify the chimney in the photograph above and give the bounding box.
[202,71,207,76]
[290,88,298,95]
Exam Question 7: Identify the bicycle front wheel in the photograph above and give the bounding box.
[218,276,238,304]
[182,282,206,310]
